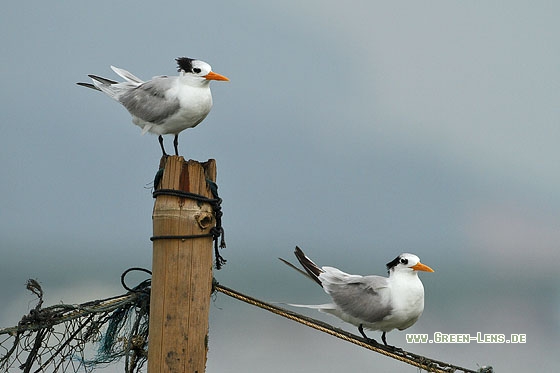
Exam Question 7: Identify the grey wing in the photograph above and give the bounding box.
[321,269,392,323]
[118,77,180,124]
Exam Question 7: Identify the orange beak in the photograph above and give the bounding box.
[411,262,435,272]
[204,71,229,81]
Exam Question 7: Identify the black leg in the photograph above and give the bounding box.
[381,332,403,352]
[158,135,168,156]
[358,324,379,345]
[173,134,179,156]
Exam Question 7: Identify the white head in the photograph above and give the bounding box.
[176,57,229,83]
[386,253,434,275]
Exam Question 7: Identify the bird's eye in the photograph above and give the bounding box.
[400,258,408,265]
[193,68,201,74]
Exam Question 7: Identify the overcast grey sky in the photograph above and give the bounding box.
[1,1,559,371]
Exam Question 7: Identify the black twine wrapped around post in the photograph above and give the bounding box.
[151,180,227,269]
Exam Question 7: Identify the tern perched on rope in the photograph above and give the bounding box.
[78,57,229,156]
[280,246,434,347]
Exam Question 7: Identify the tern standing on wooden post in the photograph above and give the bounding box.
[77,57,229,156]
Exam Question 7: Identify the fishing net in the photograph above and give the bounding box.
[0,272,150,373]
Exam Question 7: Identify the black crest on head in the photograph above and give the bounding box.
[386,255,402,272]
[176,57,195,73]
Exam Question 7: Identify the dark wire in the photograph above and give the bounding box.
[120,268,152,293]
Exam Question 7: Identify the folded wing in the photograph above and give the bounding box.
[118,78,181,125]
[320,268,392,324]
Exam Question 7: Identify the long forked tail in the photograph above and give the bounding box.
[76,82,99,91]
[76,75,118,91]
[279,246,324,287]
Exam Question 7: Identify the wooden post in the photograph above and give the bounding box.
[148,156,217,373]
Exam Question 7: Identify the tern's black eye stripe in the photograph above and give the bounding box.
[400,258,408,265]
